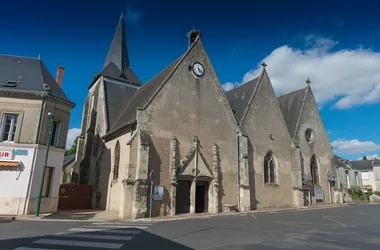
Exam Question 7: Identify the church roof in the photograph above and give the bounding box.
[103,12,130,71]
[109,54,184,133]
[225,77,259,125]
[104,79,139,128]
[89,12,142,89]
[277,87,309,138]
[0,54,74,105]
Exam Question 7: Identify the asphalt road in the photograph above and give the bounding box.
[0,203,379,249]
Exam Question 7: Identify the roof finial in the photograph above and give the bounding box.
[261,62,267,68]
[37,54,41,59]
[186,27,202,48]
[120,11,124,19]
[306,77,311,87]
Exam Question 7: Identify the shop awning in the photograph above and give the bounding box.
[0,161,20,168]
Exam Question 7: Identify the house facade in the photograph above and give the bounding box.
[61,154,76,184]
[0,57,75,215]
[351,159,380,191]
[333,155,363,203]
[75,13,336,219]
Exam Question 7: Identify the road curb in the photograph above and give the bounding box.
[0,216,15,221]
[10,202,375,223]
[14,217,107,222]
[133,203,353,222]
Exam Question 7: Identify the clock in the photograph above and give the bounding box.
[192,62,205,78]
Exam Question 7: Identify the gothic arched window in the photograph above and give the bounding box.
[310,154,319,186]
[264,152,276,184]
[113,140,120,180]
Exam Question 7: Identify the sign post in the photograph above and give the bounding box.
[326,173,335,204]
[149,170,155,218]
[302,174,313,208]
[308,190,311,209]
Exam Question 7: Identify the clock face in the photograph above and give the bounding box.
[192,62,205,78]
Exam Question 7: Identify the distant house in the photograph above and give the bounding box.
[350,159,380,191]
[0,55,75,215]
[333,155,362,203]
[61,154,76,184]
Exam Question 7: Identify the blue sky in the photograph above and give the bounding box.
[2,0,380,159]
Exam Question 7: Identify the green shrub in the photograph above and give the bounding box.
[374,191,380,196]
[350,186,365,201]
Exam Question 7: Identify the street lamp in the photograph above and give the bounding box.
[36,84,58,216]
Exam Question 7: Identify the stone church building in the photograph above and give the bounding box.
[75,13,336,219]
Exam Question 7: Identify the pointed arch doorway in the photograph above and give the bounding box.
[176,178,211,214]
[310,154,323,204]
[173,140,216,215]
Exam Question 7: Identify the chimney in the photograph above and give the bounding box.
[55,66,65,88]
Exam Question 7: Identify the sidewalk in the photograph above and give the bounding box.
[0,216,15,221]
[9,209,120,222]
[135,202,357,222]
[7,201,371,223]
[11,201,380,223]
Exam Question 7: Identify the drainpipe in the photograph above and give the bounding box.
[35,94,46,144]
[236,132,240,211]
[22,94,46,214]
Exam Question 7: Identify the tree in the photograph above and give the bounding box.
[65,136,79,156]
[362,156,368,160]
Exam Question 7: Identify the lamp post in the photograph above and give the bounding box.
[35,90,58,216]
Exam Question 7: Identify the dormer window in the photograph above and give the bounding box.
[2,80,21,87]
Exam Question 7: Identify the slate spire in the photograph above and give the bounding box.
[103,12,130,71]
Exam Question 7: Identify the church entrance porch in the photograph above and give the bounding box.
[169,137,221,216]
[175,179,210,215]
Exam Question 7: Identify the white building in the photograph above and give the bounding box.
[0,55,75,215]
[350,159,380,191]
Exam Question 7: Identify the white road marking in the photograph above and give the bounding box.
[13,248,58,250]
[67,228,141,234]
[83,225,148,229]
[91,222,155,226]
[34,239,123,249]
[55,233,133,241]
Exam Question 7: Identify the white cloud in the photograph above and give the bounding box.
[332,139,380,155]
[66,128,81,150]
[228,34,380,109]
[222,82,235,91]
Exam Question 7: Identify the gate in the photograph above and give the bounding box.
[58,184,92,210]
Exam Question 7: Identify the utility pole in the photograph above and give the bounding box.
[36,90,57,216]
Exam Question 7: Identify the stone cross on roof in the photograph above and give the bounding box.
[306,77,311,87]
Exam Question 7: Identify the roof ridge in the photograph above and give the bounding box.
[278,86,309,99]
[226,76,260,93]
[0,54,40,60]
